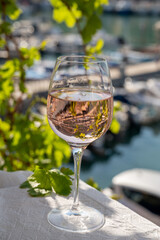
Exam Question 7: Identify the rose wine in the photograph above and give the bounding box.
[47,89,113,147]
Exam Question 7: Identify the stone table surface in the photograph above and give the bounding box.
[0,170,160,240]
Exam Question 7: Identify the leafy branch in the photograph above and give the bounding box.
[0,0,71,172]
[49,0,109,55]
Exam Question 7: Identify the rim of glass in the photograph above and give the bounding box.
[56,55,108,64]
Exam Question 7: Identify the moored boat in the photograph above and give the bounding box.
[103,168,160,226]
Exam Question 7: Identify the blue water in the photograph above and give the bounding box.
[102,14,159,48]
[77,125,160,189]
[78,15,160,188]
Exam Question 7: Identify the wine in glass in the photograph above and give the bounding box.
[47,56,113,232]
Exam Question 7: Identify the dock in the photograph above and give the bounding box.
[111,60,160,87]
[26,60,160,94]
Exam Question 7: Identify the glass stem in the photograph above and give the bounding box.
[71,147,84,211]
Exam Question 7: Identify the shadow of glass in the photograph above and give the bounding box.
[0,171,159,239]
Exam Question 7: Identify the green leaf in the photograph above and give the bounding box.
[19,80,27,93]
[20,180,31,189]
[86,39,104,55]
[81,14,101,43]
[50,0,82,28]
[28,166,52,190]
[113,101,122,112]
[95,39,104,51]
[0,119,10,132]
[20,47,41,67]
[6,1,22,20]
[109,118,120,134]
[27,188,51,197]
[75,0,95,16]
[86,177,101,191]
[0,59,18,80]
[0,22,12,35]
[11,130,21,146]
[94,0,109,8]
[8,8,22,20]
[60,167,74,176]
[0,38,6,48]
[98,0,109,4]
[20,166,73,197]
[40,40,48,50]
[49,169,72,196]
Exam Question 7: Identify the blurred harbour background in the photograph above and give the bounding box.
[8,0,160,189]
[1,0,160,226]
[1,1,160,190]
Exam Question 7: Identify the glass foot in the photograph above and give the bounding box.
[47,205,105,232]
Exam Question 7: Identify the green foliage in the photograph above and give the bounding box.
[0,0,71,172]
[20,166,74,197]
[0,113,71,171]
[86,39,104,55]
[51,0,82,28]
[110,101,121,134]
[0,22,12,35]
[49,0,109,54]
[86,177,101,191]
[0,0,22,20]
[81,14,102,43]
[0,0,120,198]
[20,47,41,67]
[109,118,120,134]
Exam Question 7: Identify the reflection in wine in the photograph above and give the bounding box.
[47,89,113,148]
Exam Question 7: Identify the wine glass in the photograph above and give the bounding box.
[47,55,113,232]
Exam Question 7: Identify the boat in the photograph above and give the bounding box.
[103,0,133,15]
[104,1,160,16]
[106,50,155,68]
[115,0,133,15]
[103,168,160,226]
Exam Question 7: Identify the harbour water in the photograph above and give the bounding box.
[102,14,160,48]
[77,15,160,188]
[80,123,160,188]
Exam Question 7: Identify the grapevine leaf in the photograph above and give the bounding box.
[8,8,22,20]
[50,0,82,28]
[0,119,10,132]
[20,180,31,189]
[20,166,73,197]
[0,22,12,35]
[28,166,52,190]
[81,14,101,43]
[40,40,48,50]
[20,47,41,67]
[27,188,51,197]
[60,167,74,176]
[0,38,6,47]
[95,39,104,51]
[94,0,109,8]
[6,1,22,20]
[86,177,101,191]
[110,118,120,134]
[86,39,104,55]
[49,169,72,196]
